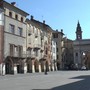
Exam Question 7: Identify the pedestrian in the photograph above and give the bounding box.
[44,69,48,75]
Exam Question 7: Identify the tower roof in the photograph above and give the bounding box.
[76,21,82,40]
[77,20,81,29]
[76,21,82,32]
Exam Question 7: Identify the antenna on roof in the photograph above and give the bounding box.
[42,15,43,21]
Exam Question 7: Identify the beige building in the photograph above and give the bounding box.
[52,29,64,70]
[51,39,57,71]
[62,37,74,70]
[26,16,52,73]
[2,1,29,75]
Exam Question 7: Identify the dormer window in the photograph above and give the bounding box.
[9,11,12,17]
[15,14,18,20]
[21,17,23,22]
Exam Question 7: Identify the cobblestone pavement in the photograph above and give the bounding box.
[0,71,90,90]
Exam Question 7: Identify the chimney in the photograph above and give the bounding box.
[31,15,34,20]
[11,2,16,6]
[61,29,63,33]
[56,29,58,32]
[43,20,45,24]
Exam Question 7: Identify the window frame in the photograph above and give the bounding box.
[18,27,23,36]
[9,11,12,17]
[21,17,23,22]
[15,14,18,20]
[9,24,15,34]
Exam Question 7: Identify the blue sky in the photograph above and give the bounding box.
[5,0,90,40]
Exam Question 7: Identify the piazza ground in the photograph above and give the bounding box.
[0,71,90,90]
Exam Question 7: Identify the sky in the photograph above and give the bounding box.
[5,0,90,40]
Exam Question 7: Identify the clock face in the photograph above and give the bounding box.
[78,35,81,39]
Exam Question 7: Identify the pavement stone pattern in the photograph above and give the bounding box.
[0,71,90,90]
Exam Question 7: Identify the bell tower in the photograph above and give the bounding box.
[76,21,82,40]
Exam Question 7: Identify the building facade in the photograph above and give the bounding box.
[2,1,29,75]
[73,21,90,69]
[26,16,53,73]
[0,6,4,75]
[0,1,65,75]
[62,37,74,70]
[52,29,64,70]
[51,39,57,71]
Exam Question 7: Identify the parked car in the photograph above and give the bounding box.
[81,66,86,70]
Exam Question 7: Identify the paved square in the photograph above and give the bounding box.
[0,71,90,90]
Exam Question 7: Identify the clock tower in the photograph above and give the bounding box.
[76,21,82,40]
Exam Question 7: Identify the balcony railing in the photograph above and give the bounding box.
[26,53,36,59]
[9,51,27,58]
[28,30,32,36]
[35,33,38,38]
[34,44,41,49]
[40,33,44,40]
[27,43,33,49]
[40,54,47,61]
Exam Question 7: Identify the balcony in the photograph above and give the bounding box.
[27,43,33,50]
[9,51,26,58]
[31,54,36,59]
[40,46,44,52]
[34,44,41,50]
[40,54,47,61]
[28,54,36,59]
[35,33,38,38]
[28,30,32,36]
[40,33,44,40]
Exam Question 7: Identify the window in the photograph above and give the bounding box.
[15,14,18,20]
[29,50,32,55]
[9,24,15,34]
[57,48,58,52]
[45,48,48,55]
[18,27,23,36]
[21,17,23,22]
[35,50,38,56]
[14,46,18,52]
[57,55,58,59]
[53,41,56,45]
[18,46,23,57]
[76,53,78,57]
[53,48,55,53]
[53,33,58,38]
[10,44,14,56]
[9,12,12,17]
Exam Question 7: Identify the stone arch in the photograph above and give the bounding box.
[26,59,32,73]
[34,60,39,72]
[40,61,45,72]
[17,59,24,73]
[56,60,60,70]
[5,57,14,74]
[84,52,90,69]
